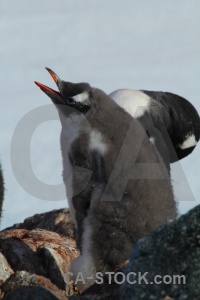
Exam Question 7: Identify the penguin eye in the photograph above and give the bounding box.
[68,97,75,104]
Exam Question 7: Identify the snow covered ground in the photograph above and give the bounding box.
[0,0,200,229]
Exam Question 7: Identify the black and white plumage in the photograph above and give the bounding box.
[35,70,177,292]
[109,89,200,164]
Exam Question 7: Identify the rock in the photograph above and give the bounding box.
[121,204,200,300]
[78,282,120,300]
[0,164,4,222]
[78,274,121,300]
[0,213,127,299]
[0,228,79,297]
[6,208,75,239]
[0,253,13,284]
[2,286,63,300]
[1,271,68,300]
[0,229,46,276]
[4,205,200,299]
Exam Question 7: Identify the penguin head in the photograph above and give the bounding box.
[35,68,93,114]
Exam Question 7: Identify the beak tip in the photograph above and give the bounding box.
[34,81,40,88]
[34,81,49,92]
[45,67,59,84]
[34,80,63,101]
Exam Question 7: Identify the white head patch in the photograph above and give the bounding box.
[109,89,151,118]
[180,133,197,149]
[89,130,108,156]
[72,91,89,103]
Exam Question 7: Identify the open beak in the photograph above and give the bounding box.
[34,68,64,104]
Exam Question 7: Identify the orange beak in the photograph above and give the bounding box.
[34,81,62,98]
[45,67,59,84]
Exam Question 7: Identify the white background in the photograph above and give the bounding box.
[0,1,200,229]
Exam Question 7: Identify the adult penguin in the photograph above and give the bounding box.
[109,89,200,164]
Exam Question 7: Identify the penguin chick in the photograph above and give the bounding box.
[0,163,4,222]
[35,72,93,231]
[35,70,177,292]
[109,89,200,163]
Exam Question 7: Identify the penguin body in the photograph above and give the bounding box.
[35,70,177,292]
[109,89,200,163]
